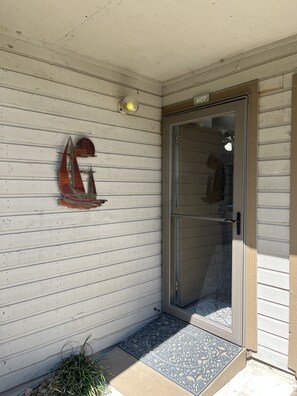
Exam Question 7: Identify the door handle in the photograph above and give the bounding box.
[224,212,241,235]
[224,218,236,223]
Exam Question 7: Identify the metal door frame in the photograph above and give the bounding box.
[162,99,247,346]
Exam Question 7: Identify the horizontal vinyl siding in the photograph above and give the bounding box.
[163,42,297,371]
[256,78,291,370]
[0,42,162,393]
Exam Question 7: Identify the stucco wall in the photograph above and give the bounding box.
[0,36,162,393]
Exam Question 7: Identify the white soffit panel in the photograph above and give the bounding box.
[1,0,297,80]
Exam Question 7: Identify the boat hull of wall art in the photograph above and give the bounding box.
[58,137,107,209]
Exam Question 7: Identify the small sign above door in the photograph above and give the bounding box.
[193,93,210,105]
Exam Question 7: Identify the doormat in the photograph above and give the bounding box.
[119,314,241,395]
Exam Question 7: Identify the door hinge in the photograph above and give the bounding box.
[175,135,181,145]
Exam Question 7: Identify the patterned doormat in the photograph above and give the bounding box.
[120,314,241,395]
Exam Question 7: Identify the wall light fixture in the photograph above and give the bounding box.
[118,95,139,115]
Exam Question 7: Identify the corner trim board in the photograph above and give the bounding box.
[289,73,297,375]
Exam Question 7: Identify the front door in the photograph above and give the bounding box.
[163,99,246,345]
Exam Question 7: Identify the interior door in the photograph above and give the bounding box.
[163,99,246,345]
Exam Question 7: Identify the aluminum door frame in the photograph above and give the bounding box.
[162,99,247,346]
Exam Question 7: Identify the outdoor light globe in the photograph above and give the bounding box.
[118,95,139,114]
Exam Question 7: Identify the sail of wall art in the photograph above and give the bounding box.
[58,137,107,209]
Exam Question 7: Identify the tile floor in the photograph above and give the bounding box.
[186,297,232,327]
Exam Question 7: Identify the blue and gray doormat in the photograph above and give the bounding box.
[120,314,241,395]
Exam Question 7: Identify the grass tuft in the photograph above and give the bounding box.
[49,337,107,396]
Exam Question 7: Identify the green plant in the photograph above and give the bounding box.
[50,337,107,396]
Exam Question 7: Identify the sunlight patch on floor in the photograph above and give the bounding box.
[214,360,296,396]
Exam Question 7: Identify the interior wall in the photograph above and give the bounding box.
[0,36,162,393]
[163,37,297,371]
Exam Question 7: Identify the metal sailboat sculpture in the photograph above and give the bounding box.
[58,137,107,209]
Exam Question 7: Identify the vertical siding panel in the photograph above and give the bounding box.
[0,45,162,393]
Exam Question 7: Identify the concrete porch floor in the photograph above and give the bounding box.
[104,348,297,396]
[215,359,297,396]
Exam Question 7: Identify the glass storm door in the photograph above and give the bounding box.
[163,100,246,345]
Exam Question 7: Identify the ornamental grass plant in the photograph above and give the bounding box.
[49,337,107,396]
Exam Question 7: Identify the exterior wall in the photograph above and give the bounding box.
[163,37,297,371]
[0,36,162,393]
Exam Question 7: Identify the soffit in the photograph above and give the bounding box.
[1,0,297,81]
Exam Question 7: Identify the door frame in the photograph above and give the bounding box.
[163,99,246,345]
[162,81,258,351]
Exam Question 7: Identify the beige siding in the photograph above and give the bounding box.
[0,38,162,393]
[257,75,292,370]
[163,38,297,371]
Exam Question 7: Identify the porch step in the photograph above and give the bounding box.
[101,314,246,396]
[102,347,246,396]
[103,347,192,395]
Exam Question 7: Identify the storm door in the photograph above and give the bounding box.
[163,99,246,345]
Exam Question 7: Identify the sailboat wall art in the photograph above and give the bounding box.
[58,137,107,209]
